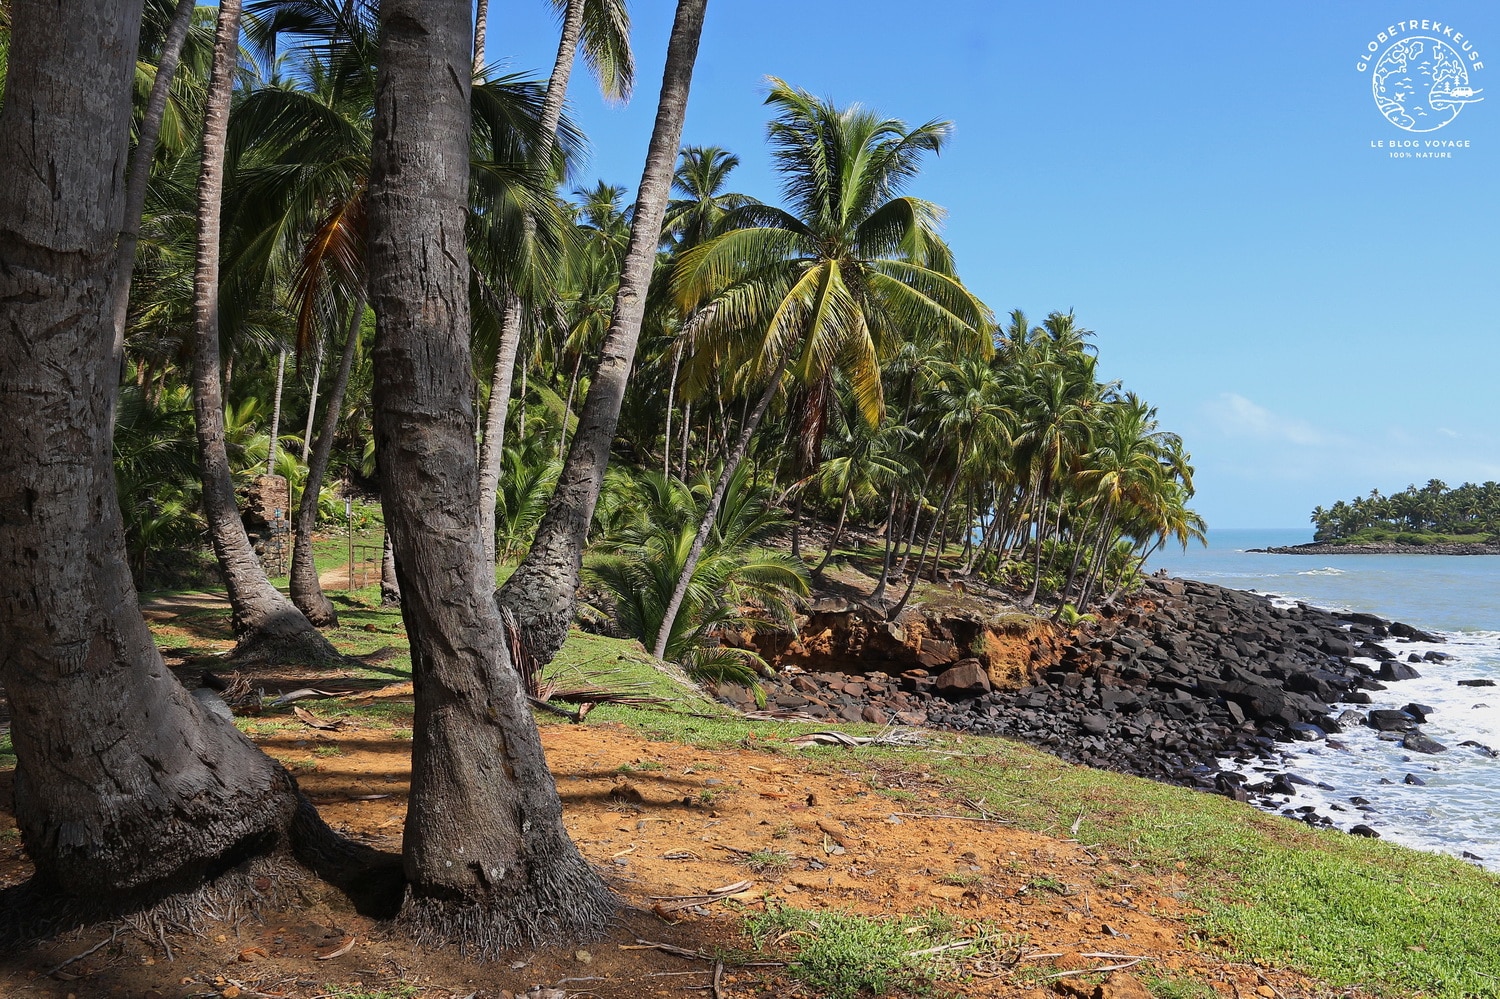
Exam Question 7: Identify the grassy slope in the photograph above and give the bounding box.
[208,590,1500,999]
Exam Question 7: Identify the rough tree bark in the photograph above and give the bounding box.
[0,0,300,910]
[290,291,366,626]
[497,0,711,666]
[369,0,612,950]
[188,0,342,664]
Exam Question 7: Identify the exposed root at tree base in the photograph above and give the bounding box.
[395,878,618,960]
[0,853,311,957]
[229,625,361,669]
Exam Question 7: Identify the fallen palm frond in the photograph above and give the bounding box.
[788,726,929,748]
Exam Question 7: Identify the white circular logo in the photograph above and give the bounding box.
[1372,36,1483,132]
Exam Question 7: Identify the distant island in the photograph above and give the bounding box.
[1257,480,1500,554]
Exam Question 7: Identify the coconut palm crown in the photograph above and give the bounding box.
[671,78,992,428]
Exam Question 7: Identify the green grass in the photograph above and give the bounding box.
[745,906,991,999]
[0,731,14,769]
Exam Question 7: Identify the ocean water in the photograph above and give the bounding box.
[1147,529,1500,868]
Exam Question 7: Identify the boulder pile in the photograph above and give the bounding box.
[723,577,1452,805]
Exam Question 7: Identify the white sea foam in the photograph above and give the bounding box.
[1297,567,1347,576]
[1219,630,1500,869]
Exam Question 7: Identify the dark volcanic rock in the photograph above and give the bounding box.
[1366,709,1419,732]
[1402,729,1448,754]
[1379,661,1422,681]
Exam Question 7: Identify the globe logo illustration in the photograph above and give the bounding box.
[1372,36,1483,132]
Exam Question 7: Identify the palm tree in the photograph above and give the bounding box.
[187,0,346,662]
[476,0,633,564]
[0,0,305,908]
[886,355,1010,617]
[653,78,991,657]
[495,0,710,670]
[368,0,616,949]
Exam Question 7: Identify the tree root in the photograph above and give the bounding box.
[397,849,617,959]
[229,623,361,669]
[0,851,309,957]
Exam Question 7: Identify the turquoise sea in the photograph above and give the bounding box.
[1148,529,1500,867]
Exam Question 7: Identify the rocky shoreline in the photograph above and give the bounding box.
[1254,541,1500,555]
[719,577,1483,837]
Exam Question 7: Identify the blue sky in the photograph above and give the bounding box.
[484,2,1500,530]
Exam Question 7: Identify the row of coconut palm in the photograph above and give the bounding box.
[101,0,1202,685]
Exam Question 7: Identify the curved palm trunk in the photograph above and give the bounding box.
[478,292,522,566]
[189,0,340,664]
[651,351,789,659]
[109,0,197,372]
[498,0,711,668]
[290,291,366,626]
[370,0,612,949]
[0,0,301,909]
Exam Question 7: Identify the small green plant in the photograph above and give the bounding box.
[1144,974,1218,999]
[697,788,718,806]
[293,758,319,772]
[1056,603,1097,626]
[617,759,662,774]
[745,850,794,873]
[1024,875,1071,896]
[746,906,983,999]
[319,986,419,999]
[771,822,792,840]
[313,744,343,757]
[939,871,982,887]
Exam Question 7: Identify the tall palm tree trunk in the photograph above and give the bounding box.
[651,351,789,659]
[0,0,304,908]
[869,491,901,604]
[301,340,323,457]
[663,341,681,478]
[472,0,489,75]
[498,0,711,668]
[290,291,365,626]
[369,0,612,949]
[109,0,197,372]
[189,0,340,664]
[478,294,523,566]
[474,0,585,561]
[266,349,287,474]
[812,488,851,575]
